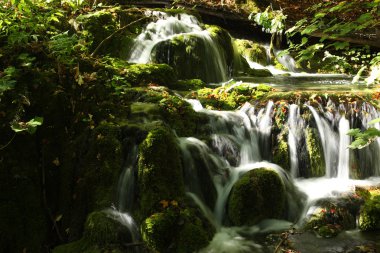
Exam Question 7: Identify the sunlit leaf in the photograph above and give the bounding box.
[368,118,380,125]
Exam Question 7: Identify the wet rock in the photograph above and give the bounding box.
[305,126,325,177]
[359,194,380,231]
[227,168,286,226]
[137,126,185,219]
[141,207,214,253]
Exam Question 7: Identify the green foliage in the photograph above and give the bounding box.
[285,0,380,75]
[359,195,380,231]
[0,67,17,95]
[11,116,43,134]
[348,126,380,149]
[49,32,86,65]
[251,7,286,34]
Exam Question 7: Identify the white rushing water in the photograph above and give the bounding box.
[183,99,380,248]
[127,11,228,82]
[337,115,350,179]
[123,12,380,251]
[288,104,303,177]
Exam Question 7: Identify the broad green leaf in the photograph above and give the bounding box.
[347,128,361,136]
[11,116,43,134]
[368,118,380,125]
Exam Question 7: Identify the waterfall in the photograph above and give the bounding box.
[287,104,302,177]
[183,99,302,226]
[308,105,339,177]
[128,12,202,63]
[117,145,138,211]
[127,12,228,82]
[337,115,350,179]
[182,99,380,232]
[104,144,141,249]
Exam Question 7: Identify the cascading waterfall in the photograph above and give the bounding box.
[184,99,302,226]
[182,98,380,242]
[127,11,228,82]
[307,105,339,177]
[105,145,140,249]
[287,104,303,177]
[337,115,350,179]
[120,11,380,251]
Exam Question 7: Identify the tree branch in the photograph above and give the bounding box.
[91,17,149,57]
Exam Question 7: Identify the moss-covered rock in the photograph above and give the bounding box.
[235,39,268,66]
[123,63,177,87]
[151,28,232,83]
[304,195,362,238]
[141,207,214,253]
[359,194,380,231]
[82,123,124,210]
[305,126,325,177]
[227,168,286,226]
[84,211,132,245]
[194,83,273,110]
[175,79,206,90]
[138,126,185,218]
[76,9,118,51]
[273,129,290,172]
[53,210,136,253]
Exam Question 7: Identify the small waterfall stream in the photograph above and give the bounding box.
[119,11,380,252]
[182,97,380,251]
[127,11,228,82]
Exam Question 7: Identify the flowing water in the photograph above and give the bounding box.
[119,11,380,252]
[127,11,228,83]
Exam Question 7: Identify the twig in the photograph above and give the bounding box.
[0,133,16,150]
[91,17,149,57]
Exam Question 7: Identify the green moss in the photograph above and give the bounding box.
[82,123,124,210]
[124,63,177,87]
[84,211,131,245]
[141,208,213,253]
[235,39,268,66]
[195,83,273,110]
[273,129,290,172]
[305,127,325,177]
[138,126,185,218]
[305,203,356,238]
[227,168,286,226]
[53,238,99,253]
[359,195,380,231]
[175,79,206,90]
[151,25,234,83]
[76,10,117,51]
[236,0,264,12]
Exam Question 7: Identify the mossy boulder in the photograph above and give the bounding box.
[359,194,380,231]
[84,211,132,245]
[124,63,177,87]
[82,123,124,210]
[235,39,268,66]
[227,168,286,226]
[138,126,185,218]
[305,205,356,238]
[305,127,325,177]
[76,10,117,51]
[141,207,214,253]
[53,211,129,253]
[175,79,206,90]
[273,129,290,172]
[151,30,231,83]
